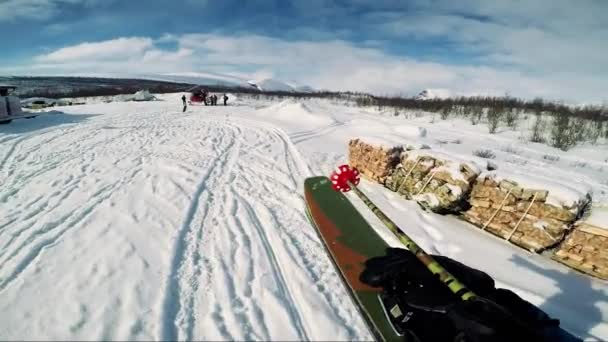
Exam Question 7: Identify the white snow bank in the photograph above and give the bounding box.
[257,100,331,126]
[480,170,592,209]
[393,125,427,138]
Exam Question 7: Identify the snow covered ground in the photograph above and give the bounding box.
[1,93,607,341]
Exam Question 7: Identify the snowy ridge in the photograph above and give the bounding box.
[140,72,253,88]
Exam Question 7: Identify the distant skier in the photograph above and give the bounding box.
[223,93,228,106]
[202,90,208,106]
[181,94,187,112]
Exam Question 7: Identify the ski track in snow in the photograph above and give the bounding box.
[0,102,369,341]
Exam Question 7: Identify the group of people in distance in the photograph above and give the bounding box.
[181,90,229,112]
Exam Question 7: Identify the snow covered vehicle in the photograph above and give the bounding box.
[0,85,36,124]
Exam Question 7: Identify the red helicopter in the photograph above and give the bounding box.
[186,85,208,106]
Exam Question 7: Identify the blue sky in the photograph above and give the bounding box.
[0,0,607,102]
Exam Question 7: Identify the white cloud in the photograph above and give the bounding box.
[0,0,106,22]
[377,1,608,75]
[36,37,154,62]
[8,33,607,103]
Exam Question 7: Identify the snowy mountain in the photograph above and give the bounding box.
[247,78,315,93]
[415,88,453,100]
[294,85,315,93]
[248,78,294,92]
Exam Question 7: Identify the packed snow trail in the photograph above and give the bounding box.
[0,103,370,340]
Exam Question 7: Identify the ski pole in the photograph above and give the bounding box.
[330,164,476,301]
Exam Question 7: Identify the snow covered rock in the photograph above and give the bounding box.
[553,206,608,280]
[348,139,403,184]
[385,150,481,213]
[132,90,155,101]
[463,171,591,252]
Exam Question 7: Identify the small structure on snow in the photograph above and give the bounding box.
[1,85,36,124]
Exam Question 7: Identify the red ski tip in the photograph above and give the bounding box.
[329,164,360,192]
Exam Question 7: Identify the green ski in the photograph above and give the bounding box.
[304,176,400,342]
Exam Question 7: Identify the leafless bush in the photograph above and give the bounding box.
[504,108,520,129]
[543,154,560,162]
[530,113,547,143]
[589,119,603,144]
[470,106,483,125]
[550,111,576,151]
[500,145,520,154]
[507,157,528,166]
[570,161,588,168]
[487,107,503,133]
[473,149,496,159]
[440,105,452,120]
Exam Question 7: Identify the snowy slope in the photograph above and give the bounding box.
[248,78,295,92]
[139,72,254,88]
[0,94,607,341]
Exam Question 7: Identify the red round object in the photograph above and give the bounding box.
[329,164,360,192]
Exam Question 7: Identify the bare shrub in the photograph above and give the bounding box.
[589,119,603,144]
[473,149,496,159]
[571,117,588,143]
[530,113,547,143]
[543,154,560,162]
[570,161,588,168]
[504,108,519,129]
[550,111,576,151]
[506,157,528,166]
[470,106,483,125]
[500,145,520,154]
[487,107,502,133]
[440,105,451,120]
